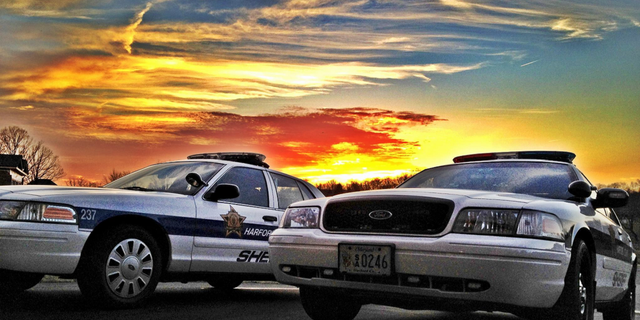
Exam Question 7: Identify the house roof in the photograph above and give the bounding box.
[0,154,29,175]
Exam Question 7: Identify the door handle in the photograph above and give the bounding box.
[263,215,278,222]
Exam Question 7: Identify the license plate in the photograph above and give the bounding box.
[339,244,392,276]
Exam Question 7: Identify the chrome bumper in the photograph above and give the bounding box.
[269,230,571,308]
[0,221,89,274]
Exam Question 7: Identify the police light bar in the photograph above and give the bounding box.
[453,151,576,164]
[188,152,269,168]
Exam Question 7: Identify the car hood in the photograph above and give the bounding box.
[329,188,546,203]
[0,185,195,215]
[296,187,579,215]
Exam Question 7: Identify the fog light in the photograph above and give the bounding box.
[407,276,420,283]
[467,282,484,291]
[468,282,481,289]
[323,269,334,276]
[281,266,292,273]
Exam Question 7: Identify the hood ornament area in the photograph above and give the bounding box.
[368,210,393,220]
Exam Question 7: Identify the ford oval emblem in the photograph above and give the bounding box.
[368,210,393,220]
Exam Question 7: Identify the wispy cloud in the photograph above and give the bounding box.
[0,53,483,112]
[10,105,34,111]
[520,109,560,114]
[473,108,560,114]
[122,2,153,54]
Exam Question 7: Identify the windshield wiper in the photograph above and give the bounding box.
[121,186,153,192]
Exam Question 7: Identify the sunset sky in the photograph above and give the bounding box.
[1,0,639,185]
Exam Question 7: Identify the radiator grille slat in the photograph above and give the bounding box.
[323,197,454,235]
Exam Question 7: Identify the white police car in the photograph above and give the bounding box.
[269,151,635,320]
[0,153,323,307]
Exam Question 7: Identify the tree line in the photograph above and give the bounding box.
[66,169,131,187]
[315,173,415,196]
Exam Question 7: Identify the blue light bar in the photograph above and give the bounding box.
[188,152,269,168]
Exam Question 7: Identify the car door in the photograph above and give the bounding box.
[190,165,280,274]
[593,207,634,301]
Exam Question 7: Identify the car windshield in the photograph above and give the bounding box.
[399,161,578,200]
[105,161,224,195]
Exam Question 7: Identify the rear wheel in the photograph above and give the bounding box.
[299,287,361,320]
[77,226,162,308]
[0,269,43,295]
[602,261,636,320]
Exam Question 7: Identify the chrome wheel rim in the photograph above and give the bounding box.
[105,238,153,298]
[579,272,587,316]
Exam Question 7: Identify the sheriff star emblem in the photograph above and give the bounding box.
[221,206,246,237]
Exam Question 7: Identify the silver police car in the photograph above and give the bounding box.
[0,153,323,307]
[269,151,635,320]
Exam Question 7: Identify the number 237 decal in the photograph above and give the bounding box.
[80,209,97,221]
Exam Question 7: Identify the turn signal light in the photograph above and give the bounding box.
[43,206,76,222]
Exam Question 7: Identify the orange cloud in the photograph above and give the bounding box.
[48,106,442,183]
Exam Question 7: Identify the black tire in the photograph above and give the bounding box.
[0,269,43,295]
[542,240,594,320]
[602,261,636,320]
[207,276,243,291]
[77,226,162,308]
[299,287,361,320]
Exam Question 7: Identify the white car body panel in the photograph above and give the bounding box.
[269,158,635,315]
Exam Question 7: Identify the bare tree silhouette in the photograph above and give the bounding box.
[0,126,65,183]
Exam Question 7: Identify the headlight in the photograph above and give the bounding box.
[453,208,564,241]
[453,209,520,235]
[280,207,320,228]
[516,210,564,240]
[0,201,77,224]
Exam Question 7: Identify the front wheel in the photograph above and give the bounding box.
[299,287,361,320]
[77,226,162,308]
[542,240,595,320]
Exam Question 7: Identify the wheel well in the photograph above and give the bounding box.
[573,228,596,273]
[77,215,171,276]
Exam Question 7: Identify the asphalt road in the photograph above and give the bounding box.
[0,281,632,320]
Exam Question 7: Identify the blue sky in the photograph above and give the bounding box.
[1,0,638,184]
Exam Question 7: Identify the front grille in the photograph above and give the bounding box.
[323,196,454,235]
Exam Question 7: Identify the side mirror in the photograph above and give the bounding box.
[568,181,593,199]
[205,184,240,202]
[593,188,629,208]
[186,173,209,188]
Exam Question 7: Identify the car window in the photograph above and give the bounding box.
[105,162,224,195]
[297,181,315,200]
[270,173,305,209]
[214,167,269,207]
[399,162,577,200]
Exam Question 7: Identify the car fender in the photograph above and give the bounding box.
[567,221,595,255]
[77,213,175,275]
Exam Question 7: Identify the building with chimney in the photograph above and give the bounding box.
[0,154,28,185]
